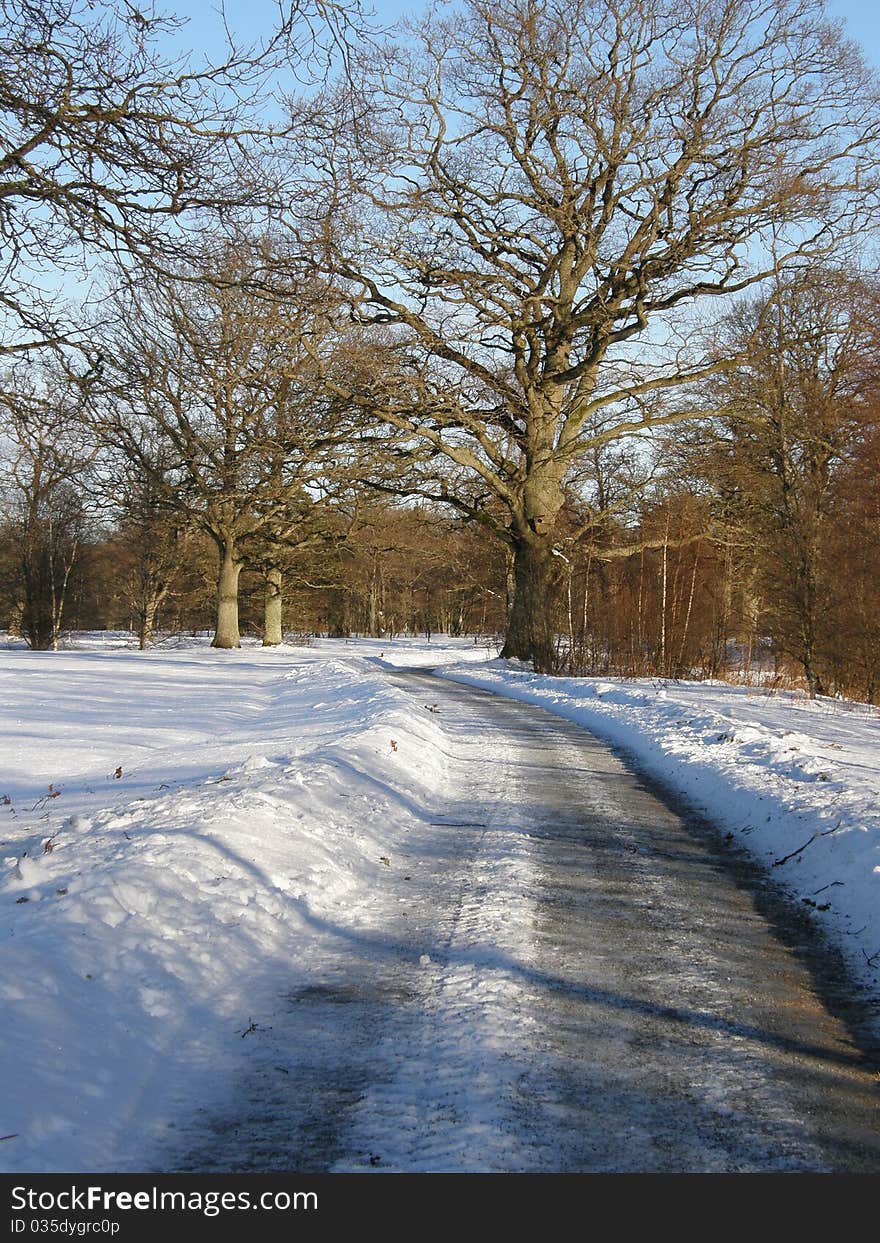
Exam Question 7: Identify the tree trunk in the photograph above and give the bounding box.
[138,578,172,650]
[139,597,158,650]
[504,546,516,619]
[22,537,54,650]
[263,566,283,646]
[675,551,699,676]
[7,600,25,639]
[797,542,824,698]
[659,513,669,675]
[367,556,383,637]
[500,533,557,671]
[327,587,349,637]
[212,539,242,649]
[565,560,574,674]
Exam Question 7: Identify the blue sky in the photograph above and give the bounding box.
[174,1,880,67]
[825,0,879,63]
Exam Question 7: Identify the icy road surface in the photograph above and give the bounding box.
[158,670,879,1174]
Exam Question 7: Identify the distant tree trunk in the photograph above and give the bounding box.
[504,546,516,619]
[138,578,173,650]
[49,539,76,651]
[367,555,383,637]
[212,537,242,649]
[791,534,825,697]
[263,565,283,646]
[7,600,25,638]
[327,586,349,637]
[712,541,734,678]
[578,547,593,676]
[659,513,670,675]
[675,551,699,676]
[564,558,574,673]
[636,547,645,674]
[21,511,79,651]
[742,576,761,679]
[139,596,159,650]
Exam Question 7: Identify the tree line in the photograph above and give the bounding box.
[1,0,879,697]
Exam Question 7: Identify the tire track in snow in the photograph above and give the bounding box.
[331,675,546,1172]
[157,669,880,1172]
[339,672,880,1172]
[153,670,543,1173]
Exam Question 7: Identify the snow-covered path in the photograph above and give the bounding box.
[154,670,880,1173]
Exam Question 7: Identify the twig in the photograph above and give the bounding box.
[31,785,61,811]
[811,881,845,895]
[0,1133,18,1142]
[772,820,843,867]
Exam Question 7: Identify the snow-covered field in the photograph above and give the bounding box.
[0,635,495,1172]
[1,633,878,1172]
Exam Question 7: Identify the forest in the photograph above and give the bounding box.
[2,0,879,701]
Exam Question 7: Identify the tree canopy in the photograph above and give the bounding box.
[297,0,880,666]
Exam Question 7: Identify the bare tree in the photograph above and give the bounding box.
[686,269,880,695]
[821,418,880,702]
[93,243,356,648]
[0,362,96,647]
[0,0,365,356]
[97,435,191,648]
[299,0,880,669]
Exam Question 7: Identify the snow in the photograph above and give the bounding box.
[440,663,880,1004]
[0,634,507,1172]
[1,632,878,1172]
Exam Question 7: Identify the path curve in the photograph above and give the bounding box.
[160,668,880,1173]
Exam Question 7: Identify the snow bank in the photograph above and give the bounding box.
[440,664,880,1004]
[0,646,451,1172]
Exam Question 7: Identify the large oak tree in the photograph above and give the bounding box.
[300,0,880,668]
